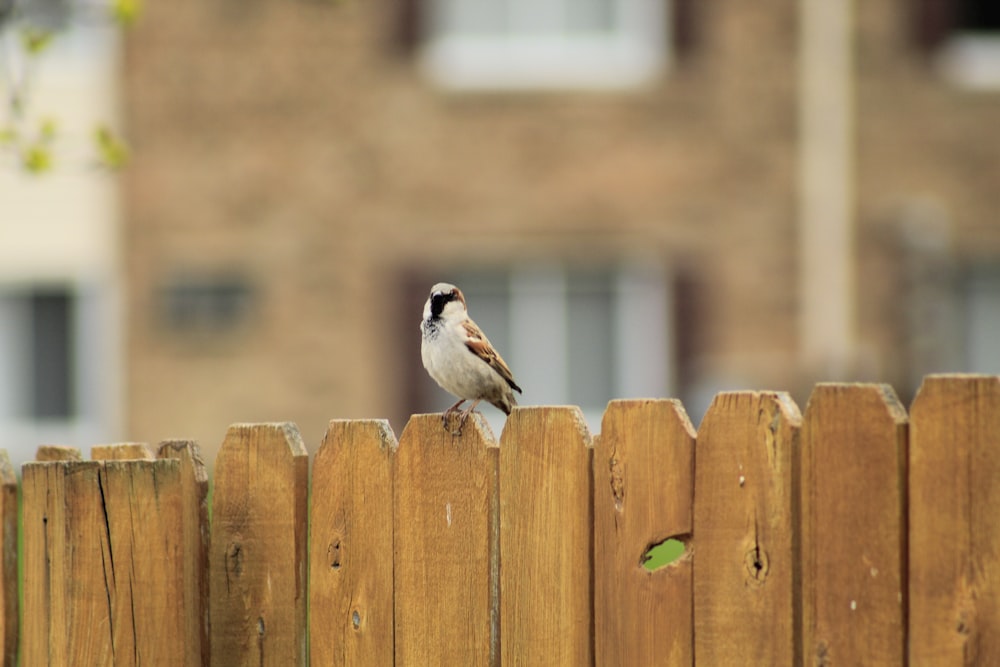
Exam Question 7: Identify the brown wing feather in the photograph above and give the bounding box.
[462,319,523,393]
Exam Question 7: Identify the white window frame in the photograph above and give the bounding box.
[936,33,1000,90]
[419,0,669,91]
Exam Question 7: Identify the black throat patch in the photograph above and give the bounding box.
[429,291,454,319]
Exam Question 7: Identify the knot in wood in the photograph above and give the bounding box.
[743,545,769,584]
[329,538,342,570]
[226,542,244,576]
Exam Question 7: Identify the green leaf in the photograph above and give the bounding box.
[39,118,58,142]
[111,0,142,26]
[0,126,16,147]
[94,125,129,169]
[22,144,53,173]
[19,28,54,55]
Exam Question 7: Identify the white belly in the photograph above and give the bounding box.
[421,324,502,401]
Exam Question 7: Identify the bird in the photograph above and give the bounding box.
[420,282,522,435]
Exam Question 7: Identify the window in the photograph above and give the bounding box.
[16,0,73,30]
[964,266,1000,373]
[0,283,119,464]
[0,288,74,420]
[159,274,255,334]
[419,0,668,90]
[931,0,1000,89]
[410,264,674,434]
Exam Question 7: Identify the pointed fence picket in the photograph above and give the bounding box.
[694,391,800,664]
[594,399,694,666]
[0,374,998,665]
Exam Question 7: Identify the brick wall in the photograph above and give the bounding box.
[122,0,1000,453]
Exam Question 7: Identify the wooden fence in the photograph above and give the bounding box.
[0,374,997,665]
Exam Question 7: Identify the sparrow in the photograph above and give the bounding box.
[420,282,523,434]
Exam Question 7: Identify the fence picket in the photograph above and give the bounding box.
[23,452,194,664]
[35,444,81,461]
[0,451,15,667]
[393,413,499,666]
[694,392,801,665]
[801,384,908,665]
[209,423,309,666]
[23,461,81,664]
[311,420,396,666]
[500,406,594,665]
[99,457,188,661]
[594,399,695,666]
[92,442,154,460]
[158,440,210,666]
[8,378,1000,663]
[909,374,1000,665]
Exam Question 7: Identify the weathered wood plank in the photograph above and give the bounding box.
[801,383,908,665]
[910,374,1000,665]
[311,420,396,666]
[22,454,198,665]
[158,440,210,666]
[500,406,593,665]
[35,444,81,461]
[0,451,16,667]
[23,461,109,664]
[694,392,801,665]
[594,399,696,666]
[210,423,309,666]
[393,414,499,666]
[99,458,187,663]
[92,442,154,460]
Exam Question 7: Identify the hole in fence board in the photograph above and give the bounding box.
[642,537,686,571]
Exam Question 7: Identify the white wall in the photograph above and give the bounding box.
[0,24,123,466]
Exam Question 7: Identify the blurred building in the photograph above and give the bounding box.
[119,0,1000,454]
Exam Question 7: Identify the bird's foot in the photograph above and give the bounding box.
[442,402,465,436]
[452,401,481,436]
[441,401,480,437]
[442,412,465,436]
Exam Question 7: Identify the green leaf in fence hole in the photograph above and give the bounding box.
[642,537,686,571]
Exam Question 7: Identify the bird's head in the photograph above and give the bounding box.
[425,282,467,321]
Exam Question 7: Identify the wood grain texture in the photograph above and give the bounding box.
[23,462,83,665]
[311,420,396,666]
[801,383,908,665]
[35,445,81,461]
[0,451,16,667]
[694,392,801,665]
[100,459,188,663]
[210,423,309,667]
[500,406,593,666]
[92,443,154,460]
[594,399,696,667]
[393,413,499,666]
[909,374,1000,665]
[22,457,192,665]
[158,440,210,666]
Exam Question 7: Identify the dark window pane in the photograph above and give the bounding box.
[30,290,73,419]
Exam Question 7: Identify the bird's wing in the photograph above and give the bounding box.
[462,319,523,393]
